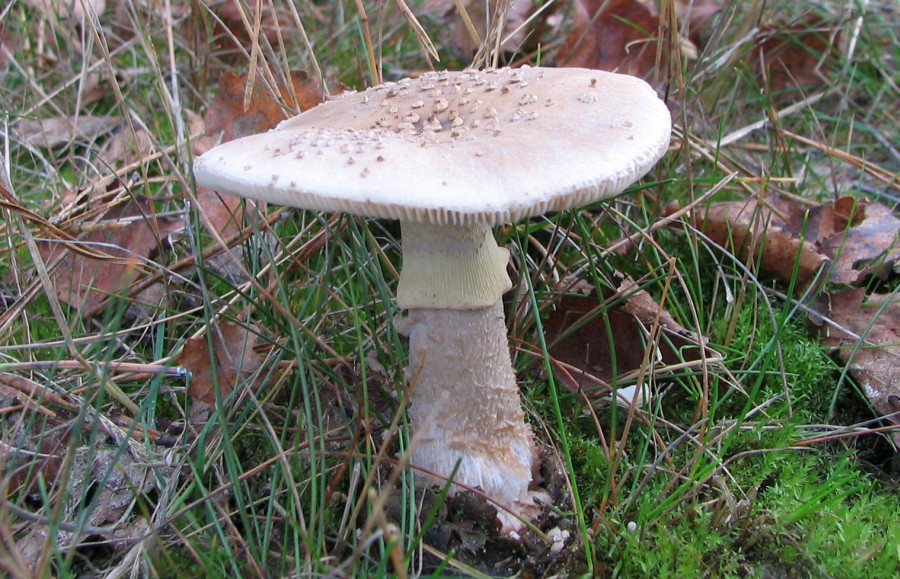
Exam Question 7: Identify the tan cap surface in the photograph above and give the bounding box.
[194,67,671,226]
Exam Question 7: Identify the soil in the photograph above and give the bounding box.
[382,442,589,576]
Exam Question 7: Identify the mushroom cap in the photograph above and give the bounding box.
[194,67,671,227]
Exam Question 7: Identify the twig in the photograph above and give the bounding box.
[0,360,186,376]
[453,0,481,48]
[780,128,900,193]
[0,499,118,536]
[716,89,831,147]
[394,0,439,64]
[354,0,380,85]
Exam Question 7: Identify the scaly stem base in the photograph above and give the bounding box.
[395,301,540,530]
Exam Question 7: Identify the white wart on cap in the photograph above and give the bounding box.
[194,67,671,227]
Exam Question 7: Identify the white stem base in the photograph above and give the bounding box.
[395,301,541,531]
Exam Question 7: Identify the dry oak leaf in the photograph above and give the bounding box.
[38,194,183,316]
[696,194,829,286]
[821,198,900,285]
[544,275,708,393]
[559,0,663,80]
[822,288,900,447]
[200,69,336,151]
[178,321,273,427]
[696,195,900,288]
[16,115,121,149]
[750,15,840,95]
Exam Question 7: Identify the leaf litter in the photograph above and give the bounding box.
[695,193,900,449]
[36,191,183,317]
[821,289,900,447]
[0,384,167,569]
[557,0,843,100]
[9,444,157,567]
[177,319,285,429]
[15,116,122,149]
[559,0,668,80]
[751,14,842,95]
[544,274,714,407]
[2,67,332,569]
[4,23,339,568]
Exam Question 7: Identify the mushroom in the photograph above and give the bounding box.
[193,67,671,530]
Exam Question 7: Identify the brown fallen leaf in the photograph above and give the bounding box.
[822,199,900,285]
[559,0,663,80]
[822,288,900,446]
[38,192,183,316]
[544,275,709,394]
[424,0,559,60]
[178,320,272,427]
[694,194,900,447]
[695,194,829,286]
[200,69,336,151]
[696,195,900,288]
[750,15,840,94]
[16,115,121,149]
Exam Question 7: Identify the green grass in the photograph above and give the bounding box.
[1,0,899,577]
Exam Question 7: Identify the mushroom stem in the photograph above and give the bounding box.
[394,302,538,530]
[393,221,540,530]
